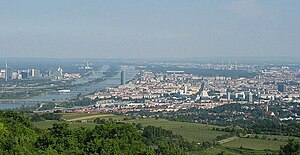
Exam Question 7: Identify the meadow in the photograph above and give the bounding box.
[222,137,286,150]
[196,146,279,155]
[33,113,125,129]
[62,113,125,121]
[125,118,227,143]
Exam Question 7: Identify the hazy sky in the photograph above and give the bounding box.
[0,0,299,59]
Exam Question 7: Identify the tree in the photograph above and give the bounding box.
[279,139,300,155]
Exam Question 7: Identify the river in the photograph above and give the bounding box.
[0,65,138,110]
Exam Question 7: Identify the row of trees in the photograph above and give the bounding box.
[31,113,62,122]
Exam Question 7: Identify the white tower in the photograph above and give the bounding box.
[222,60,224,70]
[248,92,253,103]
[227,92,231,100]
[5,59,8,82]
[184,86,188,94]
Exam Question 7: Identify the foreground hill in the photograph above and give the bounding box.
[0,111,200,155]
[3,111,299,154]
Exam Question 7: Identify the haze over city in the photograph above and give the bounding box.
[1,0,300,59]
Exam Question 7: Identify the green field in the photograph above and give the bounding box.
[62,113,103,120]
[196,146,278,155]
[191,137,288,155]
[33,113,125,129]
[124,118,296,154]
[245,134,300,141]
[222,137,287,151]
[125,118,227,143]
[62,113,125,121]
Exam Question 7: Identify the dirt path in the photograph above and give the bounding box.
[66,114,113,122]
[218,136,239,144]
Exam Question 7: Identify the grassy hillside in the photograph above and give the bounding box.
[124,118,298,155]
[33,113,125,129]
[62,113,125,121]
[222,138,286,150]
[197,146,278,155]
[125,118,227,143]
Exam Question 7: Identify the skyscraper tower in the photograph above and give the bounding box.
[5,60,8,82]
[248,92,253,103]
[121,70,125,85]
[199,82,205,93]
[221,60,224,70]
[278,84,286,92]
[227,92,231,100]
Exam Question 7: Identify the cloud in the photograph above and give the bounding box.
[222,0,263,17]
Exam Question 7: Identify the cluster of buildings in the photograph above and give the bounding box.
[83,65,300,113]
[88,71,200,100]
[0,62,80,81]
[0,68,42,80]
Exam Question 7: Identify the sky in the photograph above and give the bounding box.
[0,0,299,59]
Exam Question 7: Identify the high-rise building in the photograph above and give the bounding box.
[227,92,231,100]
[30,69,34,77]
[121,70,125,85]
[34,69,41,77]
[52,66,63,79]
[5,60,8,82]
[30,69,41,77]
[48,70,52,76]
[184,86,188,94]
[0,70,5,78]
[21,71,29,79]
[11,72,19,79]
[278,84,286,92]
[248,92,253,103]
[199,82,205,93]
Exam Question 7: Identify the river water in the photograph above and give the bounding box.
[0,66,137,110]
